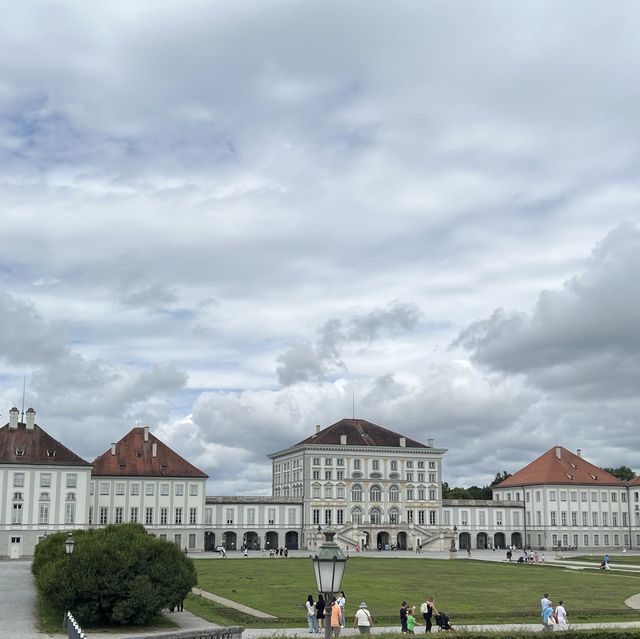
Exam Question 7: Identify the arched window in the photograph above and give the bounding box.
[352,507,363,524]
[336,483,346,499]
[389,485,400,502]
[351,484,363,501]
[389,507,401,524]
[370,507,382,524]
[370,484,382,502]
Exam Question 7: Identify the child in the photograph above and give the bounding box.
[406,607,419,634]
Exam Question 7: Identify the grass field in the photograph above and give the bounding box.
[188,556,640,628]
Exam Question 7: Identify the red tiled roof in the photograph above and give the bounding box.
[629,475,640,487]
[0,422,91,467]
[494,446,625,488]
[293,418,430,448]
[92,427,208,478]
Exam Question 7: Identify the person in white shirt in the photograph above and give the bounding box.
[337,591,346,628]
[541,593,551,611]
[555,601,568,630]
[354,602,373,634]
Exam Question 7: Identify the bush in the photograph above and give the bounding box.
[32,524,196,626]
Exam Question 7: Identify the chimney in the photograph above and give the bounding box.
[555,446,562,460]
[399,437,406,447]
[143,426,149,441]
[340,434,347,445]
[152,442,157,457]
[111,443,116,455]
[427,438,434,448]
[9,407,19,429]
[25,407,36,430]
[315,424,321,434]
[577,449,582,458]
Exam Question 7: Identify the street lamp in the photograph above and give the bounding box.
[65,533,75,558]
[311,526,348,639]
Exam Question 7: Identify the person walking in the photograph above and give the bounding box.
[542,600,555,631]
[316,594,326,630]
[337,591,346,628]
[541,593,551,612]
[306,594,319,633]
[400,601,409,633]
[330,596,342,639]
[421,596,437,632]
[555,600,568,630]
[406,607,419,634]
[354,602,373,634]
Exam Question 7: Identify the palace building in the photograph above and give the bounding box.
[1,408,639,557]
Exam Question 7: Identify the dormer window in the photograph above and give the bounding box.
[590,474,598,480]
[136,451,143,457]
[569,462,578,469]
[565,473,574,480]
[46,449,56,457]
[15,447,25,456]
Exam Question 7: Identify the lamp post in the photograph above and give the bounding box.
[311,526,348,639]
[65,533,75,559]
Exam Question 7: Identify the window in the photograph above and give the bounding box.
[443,511,450,526]
[160,507,168,525]
[100,506,109,525]
[247,508,256,525]
[582,512,588,526]
[389,485,400,502]
[591,491,597,502]
[324,484,333,498]
[536,511,541,525]
[336,458,344,466]
[313,470,320,479]
[115,482,125,496]
[570,491,577,502]
[325,470,332,480]
[418,461,425,469]
[131,483,140,496]
[561,512,567,526]
[325,457,333,466]
[115,507,124,524]
[406,472,414,482]
[39,503,49,524]
[175,484,184,496]
[418,487,425,500]
[604,533,610,546]
[88,506,93,524]
[416,510,424,524]
[174,534,182,546]
[429,489,437,500]
[12,503,23,524]
[40,473,51,488]
[552,533,558,547]
[99,482,109,495]
[622,492,627,503]
[391,460,398,471]
[160,483,170,496]
[370,508,381,524]
[479,511,486,526]
[312,484,321,498]
[549,491,556,501]
[602,512,608,526]
[353,459,361,470]
[325,509,332,524]
[407,488,414,500]
[351,484,363,501]
[560,491,567,502]
[313,458,320,466]
[336,509,344,525]
[337,470,344,480]
[406,510,414,523]
[175,507,183,524]
[370,485,381,501]
[571,511,577,526]
[535,491,541,502]
[225,509,233,525]
[189,507,197,524]
[461,511,468,526]
[146,507,154,525]
[372,460,379,471]
[407,461,413,468]
[429,510,437,525]
[429,462,436,469]
[550,511,557,526]
[418,472,425,482]
[313,509,320,525]
[337,485,345,499]
[612,492,618,503]
[146,483,155,496]
[583,534,589,546]
[581,491,587,502]
[65,502,76,524]
[429,473,436,483]
[66,474,77,488]
[623,512,628,526]
[190,484,199,496]
[601,492,608,502]
[496,511,503,526]
[592,512,598,526]
[13,473,25,488]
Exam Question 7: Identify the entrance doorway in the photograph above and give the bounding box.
[9,537,21,559]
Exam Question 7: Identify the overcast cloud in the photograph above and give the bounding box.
[1,1,640,492]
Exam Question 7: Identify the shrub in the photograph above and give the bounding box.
[32,524,196,626]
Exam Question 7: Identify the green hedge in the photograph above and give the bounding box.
[32,524,196,626]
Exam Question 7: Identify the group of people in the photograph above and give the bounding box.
[305,591,349,636]
[541,593,569,631]
[304,593,451,636]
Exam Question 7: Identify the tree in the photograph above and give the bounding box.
[490,470,512,487]
[603,465,637,481]
[32,524,196,626]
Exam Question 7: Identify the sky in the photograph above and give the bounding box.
[1,1,640,494]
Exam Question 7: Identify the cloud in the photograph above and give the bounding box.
[277,302,423,385]
[454,224,640,398]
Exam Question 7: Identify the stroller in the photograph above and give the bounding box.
[435,612,454,631]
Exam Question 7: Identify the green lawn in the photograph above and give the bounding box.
[189,557,640,628]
